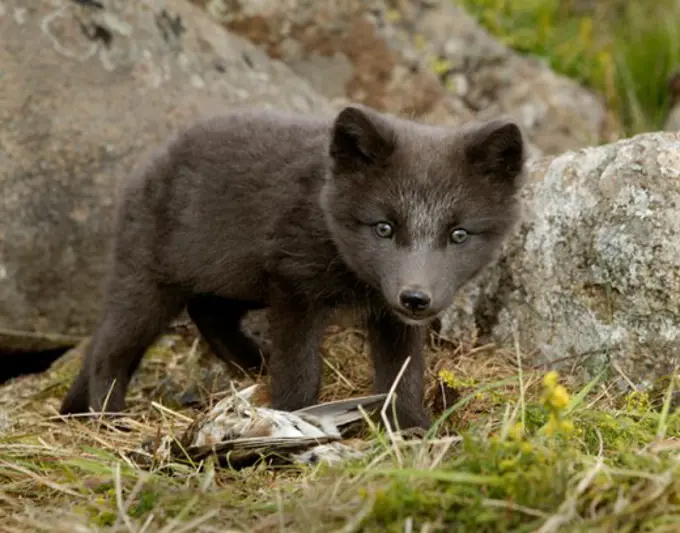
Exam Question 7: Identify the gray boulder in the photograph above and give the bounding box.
[442,132,680,387]
[200,0,612,155]
[381,0,614,154]
[0,0,329,353]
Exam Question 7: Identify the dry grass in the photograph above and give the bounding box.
[0,319,678,532]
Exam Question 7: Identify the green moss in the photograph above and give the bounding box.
[349,371,680,532]
[456,0,680,135]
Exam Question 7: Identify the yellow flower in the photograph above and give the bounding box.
[438,369,477,389]
[438,369,456,388]
[550,385,571,409]
[543,370,559,390]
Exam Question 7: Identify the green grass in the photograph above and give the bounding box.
[1,330,678,532]
[456,0,680,135]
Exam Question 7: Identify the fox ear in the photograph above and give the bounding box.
[463,119,525,185]
[330,105,395,173]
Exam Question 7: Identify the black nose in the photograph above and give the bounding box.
[399,289,432,312]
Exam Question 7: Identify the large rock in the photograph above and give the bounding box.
[442,132,680,387]
[384,0,615,153]
[193,0,471,126]
[194,0,613,155]
[0,0,329,353]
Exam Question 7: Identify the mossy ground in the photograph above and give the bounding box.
[1,322,678,532]
[456,0,680,136]
[3,3,678,531]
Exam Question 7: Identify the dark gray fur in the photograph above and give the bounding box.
[59,104,526,430]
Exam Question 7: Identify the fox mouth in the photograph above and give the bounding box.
[392,308,441,326]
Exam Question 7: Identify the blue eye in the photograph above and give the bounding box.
[374,221,394,238]
[450,228,470,244]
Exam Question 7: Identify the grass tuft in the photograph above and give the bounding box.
[0,322,678,531]
[456,0,680,136]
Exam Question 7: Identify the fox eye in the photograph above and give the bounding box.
[373,221,394,239]
[449,227,470,244]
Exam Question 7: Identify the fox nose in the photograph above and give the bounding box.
[399,289,432,313]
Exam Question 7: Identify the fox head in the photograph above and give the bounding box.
[320,104,526,325]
